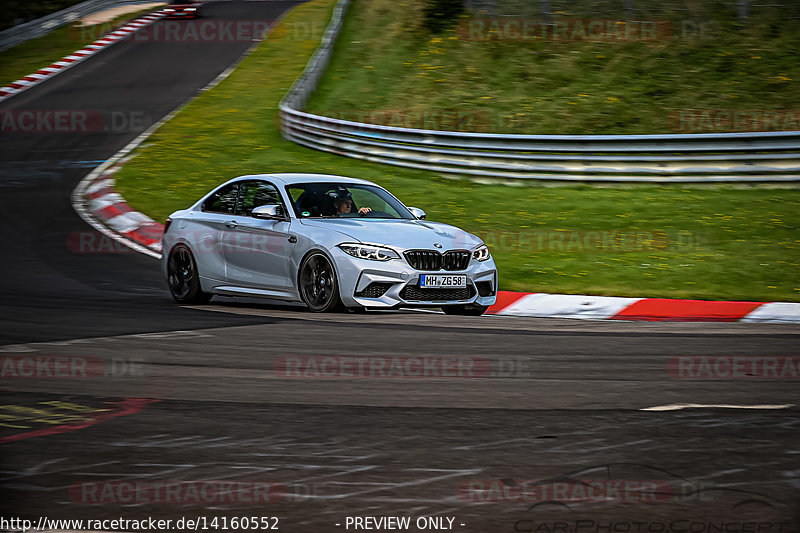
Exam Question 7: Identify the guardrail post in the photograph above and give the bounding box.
[624,0,634,19]
[540,0,551,20]
[738,0,749,21]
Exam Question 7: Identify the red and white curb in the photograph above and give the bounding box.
[0,10,166,103]
[82,161,165,254]
[486,291,800,323]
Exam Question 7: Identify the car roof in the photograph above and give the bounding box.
[229,173,377,187]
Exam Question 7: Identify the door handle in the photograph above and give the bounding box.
[225,220,238,229]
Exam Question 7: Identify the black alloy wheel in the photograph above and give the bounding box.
[299,252,343,312]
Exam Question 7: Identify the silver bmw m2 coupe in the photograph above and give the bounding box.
[163,174,497,314]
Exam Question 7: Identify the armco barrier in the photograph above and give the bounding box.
[278,0,800,183]
[0,0,151,52]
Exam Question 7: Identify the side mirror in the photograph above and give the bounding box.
[252,204,287,220]
[408,207,426,220]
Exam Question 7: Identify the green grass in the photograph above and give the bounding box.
[0,7,159,88]
[114,0,800,302]
[305,0,800,134]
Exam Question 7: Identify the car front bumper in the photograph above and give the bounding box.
[331,248,498,309]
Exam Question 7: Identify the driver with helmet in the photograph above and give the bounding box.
[327,188,372,216]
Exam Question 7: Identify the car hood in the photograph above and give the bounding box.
[298,218,482,250]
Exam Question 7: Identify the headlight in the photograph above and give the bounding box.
[164,8,175,11]
[473,244,491,262]
[338,243,399,261]
[185,7,196,10]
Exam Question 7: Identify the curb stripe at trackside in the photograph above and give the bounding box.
[486,291,529,313]
[486,290,799,323]
[77,163,165,256]
[88,187,115,200]
[0,12,166,101]
[742,302,800,323]
[610,298,763,322]
[490,292,642,320]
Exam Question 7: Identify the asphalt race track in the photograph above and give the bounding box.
[1,2,799,531]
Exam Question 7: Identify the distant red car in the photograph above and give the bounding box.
[164,0,203,18]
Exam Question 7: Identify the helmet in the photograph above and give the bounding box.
[326,187,352,201]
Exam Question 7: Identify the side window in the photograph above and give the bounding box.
[235,181,282,216]
[203,183,238,214]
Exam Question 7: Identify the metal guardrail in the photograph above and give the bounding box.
[280,0,351,112]
[0,0,150,52]
[278,0,800,182]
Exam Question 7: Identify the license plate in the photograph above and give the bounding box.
[420,275,467,288]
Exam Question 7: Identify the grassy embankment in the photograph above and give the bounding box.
[308,0,800,134]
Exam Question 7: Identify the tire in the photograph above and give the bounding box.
[298,252,344,312]
[167,244,211,304]
[441,304,489,316]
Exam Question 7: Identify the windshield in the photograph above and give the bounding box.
[286,183,414,220]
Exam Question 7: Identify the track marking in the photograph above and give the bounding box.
[640,403,794,411]
[0,398,158,444]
